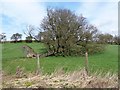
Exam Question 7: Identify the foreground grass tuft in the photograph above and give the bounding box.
[2,69,118,88]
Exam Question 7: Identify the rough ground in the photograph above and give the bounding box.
[2,69,118,88]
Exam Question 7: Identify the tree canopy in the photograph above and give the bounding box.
[40,8,106,56]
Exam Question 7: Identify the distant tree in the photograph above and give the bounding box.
[97,33,113,44]
[97,34,106,44]
[25,36,33,43]
[105,33,113,44]
[0,33,6,43]
[118,36,120,45]
[11,33,22,43]
[34,32,44,42]
[113,35,120,45]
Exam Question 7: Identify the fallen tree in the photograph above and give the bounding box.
[22,45,55,58]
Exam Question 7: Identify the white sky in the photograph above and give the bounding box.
[0,0,119,41]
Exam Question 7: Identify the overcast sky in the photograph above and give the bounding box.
[0,0,119,41]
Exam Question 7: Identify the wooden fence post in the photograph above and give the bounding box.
[37,54,40,74]
[85,51,89,75]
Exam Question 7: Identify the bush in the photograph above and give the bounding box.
[87,44,106,55]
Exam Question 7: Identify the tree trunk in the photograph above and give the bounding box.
[85,51,89,75]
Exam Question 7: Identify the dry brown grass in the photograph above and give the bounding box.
[2,69,118,88]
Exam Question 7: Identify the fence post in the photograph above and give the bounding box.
[85,51,89,75]
[37,54,40,74]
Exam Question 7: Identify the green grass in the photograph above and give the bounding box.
[2,42,118,75]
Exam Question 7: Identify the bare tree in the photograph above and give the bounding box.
[24,25,41,42]
[113,35,120,45]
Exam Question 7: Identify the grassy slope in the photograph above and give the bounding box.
[2,42,118,75]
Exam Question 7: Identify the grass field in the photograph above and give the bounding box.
[2,42,118,75]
